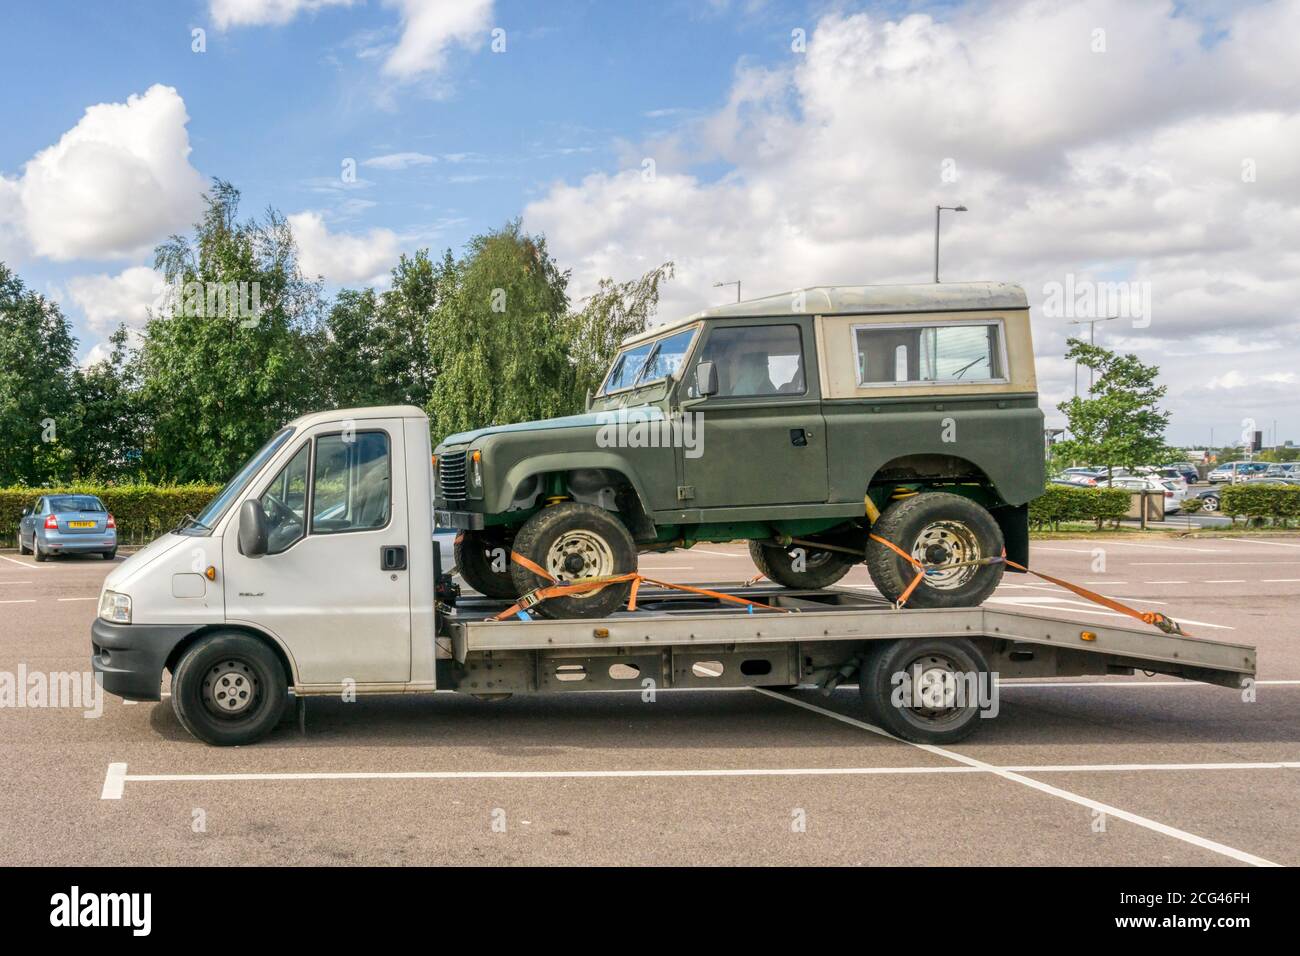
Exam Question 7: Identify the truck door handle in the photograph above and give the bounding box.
[381,545,407,571]
[790,428,810,447]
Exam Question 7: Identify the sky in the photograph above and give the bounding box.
[1,0,1297,448]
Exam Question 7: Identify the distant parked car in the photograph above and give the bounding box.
[1207,461,1268,483]
[17,494,117,561]
[1098,475,1185,513]
[1163,462,1199,485]
[1263,463,1300,478]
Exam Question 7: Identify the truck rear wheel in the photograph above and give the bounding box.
[748,540,856,589]
[454,529,518,599]
[170,632,288,746]
[866,492,1003,608]
[510,502,636,619]
[858,638,990,744]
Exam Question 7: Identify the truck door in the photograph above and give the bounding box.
[223,420,412,684]
[678,319,828,506]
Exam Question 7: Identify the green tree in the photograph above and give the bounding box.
[139,180,324,481]
[0,262,78,484]
[567,261,674,402]
[68,325,147,481]
[426,221,574,437]
[1053,338,1171,477]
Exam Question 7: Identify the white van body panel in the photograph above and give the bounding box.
[104,532,225,627]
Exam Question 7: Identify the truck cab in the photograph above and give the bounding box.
[91,406,438,742]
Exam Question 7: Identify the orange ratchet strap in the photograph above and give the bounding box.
[490,551,794,621]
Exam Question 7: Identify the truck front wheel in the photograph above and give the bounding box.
[748,540,856,589]
[510,502,636,619]
[170,632,288,746]
[454,530,518,599]
[865,492,1004,608]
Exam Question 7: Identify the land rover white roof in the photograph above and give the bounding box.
[624,281,1028,345]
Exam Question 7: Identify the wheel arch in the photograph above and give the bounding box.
[498,452,658,540]
[165,623,299,688]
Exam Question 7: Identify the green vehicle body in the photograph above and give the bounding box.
[434,281,1045,568]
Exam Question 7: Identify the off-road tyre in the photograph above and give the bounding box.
[866,492,1003,608]
[454,529,518,599]
[748,540,857,589]
[510,502,637,619]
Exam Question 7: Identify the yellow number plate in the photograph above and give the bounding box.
[68,521,95,528]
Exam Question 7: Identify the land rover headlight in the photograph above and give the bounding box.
[469,449,483,489]
[99,590,132,624]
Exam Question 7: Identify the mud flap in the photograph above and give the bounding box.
[992,503,1029,571]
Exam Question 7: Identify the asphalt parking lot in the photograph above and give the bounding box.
[1,535,1296,866]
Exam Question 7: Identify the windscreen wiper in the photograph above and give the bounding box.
[173,513,210,533]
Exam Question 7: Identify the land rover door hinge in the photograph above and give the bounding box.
[677,485,695,501]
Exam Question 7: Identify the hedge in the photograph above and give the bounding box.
[1029,485,1131,530]
[1,484,221,546]
[1219,485,1300,527]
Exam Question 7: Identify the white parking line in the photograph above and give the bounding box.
[1133,561,1300,566]
[1224,538,1300,550]
[57,597,98,602]
[686,548,747,558]
[0,581,32,585]
[0,555,41,569]
[1000,679,1299,688]
[1204,579,1246,584]
[753,689,1278,867]
[99,758,1300,800]
[0,599,37,605]
[1262,579,1300,583]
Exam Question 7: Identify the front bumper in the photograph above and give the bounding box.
[434,508,485,531]
[91,618,196,701]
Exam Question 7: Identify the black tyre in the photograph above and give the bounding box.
[748,539,856,589]
[17,533,31,555]
[33,539,47,562]
[102,548,117,560]
[454,529,518,599]
[510,502,636,619]
[858,638,991,744]
[170,632,288,746]
[866,492,1003,608]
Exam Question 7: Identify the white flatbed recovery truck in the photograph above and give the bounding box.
[90,406,1256,746]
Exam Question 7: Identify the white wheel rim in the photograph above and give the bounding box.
[546,529,616,599]
[911,521,981,590]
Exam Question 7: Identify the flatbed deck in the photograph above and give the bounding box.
[441,584,1255,694]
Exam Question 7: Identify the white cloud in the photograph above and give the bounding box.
[362,151,436,170]
[381,0,493,79]
[525,0,1300,444]
[288,211,400,285]
[66,266,164,335]
[2,85,204,262]
[210,0,356,30]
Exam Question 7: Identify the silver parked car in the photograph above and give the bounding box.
[17,494,117,561]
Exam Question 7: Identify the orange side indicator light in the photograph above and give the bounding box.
[1080,630,1097,642]
[205,566,217,581]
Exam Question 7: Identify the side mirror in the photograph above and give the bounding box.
[696,361,719,397]
[21,507,31,517]
[239,499,269,558]
[585,388,593,412]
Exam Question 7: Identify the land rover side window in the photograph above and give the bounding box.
[854,320,1005,385]
[311,431,391,534]
[695,324,805,397]
[259,444,310,554]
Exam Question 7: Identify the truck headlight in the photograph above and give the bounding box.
[98,590,132,624]
[469,449,483,488]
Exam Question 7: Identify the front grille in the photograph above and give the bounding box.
[439,451,468,500]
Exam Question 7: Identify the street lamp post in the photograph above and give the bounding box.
[713,280,740,303]
[1067,314,1119,397]
[934,204,967,283]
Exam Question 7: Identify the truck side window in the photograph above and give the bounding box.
[311,431,391,534]
[259,444,310,554]
[695,325,805,397]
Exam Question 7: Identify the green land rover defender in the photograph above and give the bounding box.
[434,281,1045,618]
